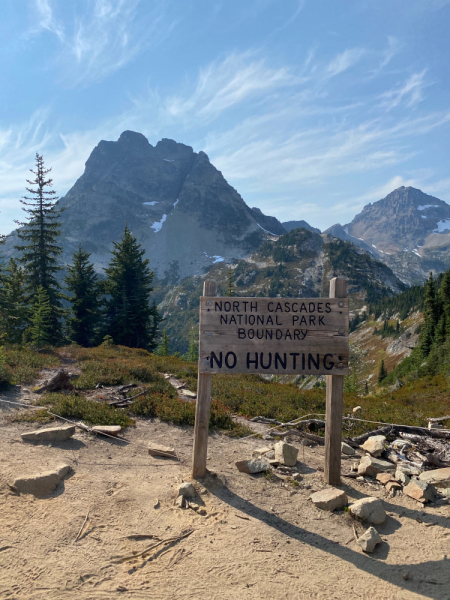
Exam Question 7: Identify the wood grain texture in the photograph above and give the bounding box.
[324,277,346,486]
[192,280,217,479]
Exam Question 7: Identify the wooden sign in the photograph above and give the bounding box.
[192,278,348,487]
[198,297,349,376]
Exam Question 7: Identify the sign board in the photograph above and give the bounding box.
[198,297,349,376]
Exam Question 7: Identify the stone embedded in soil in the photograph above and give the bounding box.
[358,456,395,477]
[181,390,196,399]
[419,467,450,489]
[395,469,411,486]
[235,458,271,474]
[310,487,348,511]
[148,444,177,458]
[198,508,207,515]
[376,473,394,485]
[91,425,121,436]
[349,497,386,524]
[341,442,356,456]
[357,527,382,553]
[21,425,75,443]
[252,446,272,456]
[175,495,186,508]
[274,441,298,467]
[12,464,71,496]
[177,482,196,498]
[360,435,386,457]
[385,481,402,492]
[404,479,436,503]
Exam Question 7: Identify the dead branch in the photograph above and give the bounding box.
[113,529,194,563]
[73,510,90,544]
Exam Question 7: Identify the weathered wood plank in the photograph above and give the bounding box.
[324,278,347,486]
[192,280,216,479]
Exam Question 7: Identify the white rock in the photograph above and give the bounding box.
[310,488,348,511]
[177,482,196,498]
[352,406,362,413]
[235,458,271,474]
[395,468,410,486]
[349,497,386,524]
[274,441,298,467]
[419,467,450,489]
[358,455,395,477]
[341,442,356,456]
[357,527,382,552]
[92,425,121,436]
[360,435,386,457]
[21,426,75,443]
[12,463,71,496]
[148,444,176,458]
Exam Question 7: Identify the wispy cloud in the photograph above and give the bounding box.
[28,0,177,86]
[32,0,65,40]
[379,70,429,111]
[326,48,365,77]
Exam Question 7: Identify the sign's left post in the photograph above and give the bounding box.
[192,279,217,479]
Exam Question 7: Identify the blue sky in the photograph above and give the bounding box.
[1,0,450,235]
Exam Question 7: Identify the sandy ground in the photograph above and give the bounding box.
[1,389,450,600]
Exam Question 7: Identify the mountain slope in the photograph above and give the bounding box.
[156,228,405,354]
[4,131,284,281]
[282,220,320,234]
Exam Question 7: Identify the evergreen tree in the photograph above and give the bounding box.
[377,359,388,383]
[29,286,52,348]
[225,267,235,297]
[0,259,28,344]
[14,154,65,344]
[420,272,437,356]
[65,245,101,347]
[103,224,161,350]
[186,328,198,362]
[156,330,170,356]
[439,271,450,332]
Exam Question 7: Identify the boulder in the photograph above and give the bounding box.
[177,482,196,498]
[235,458,271,474]
[419,467,450,489]
[357,527,382,553]
[395,468,410,486]
[91,425,121,436]
[376,473,394,485]
[12,464,71,496]
[310,488,348,511]
[274,442,298,467]
[148,444,177,458]
[349,497,386,524]
[341,442,356,456]
[175,495,186,508]
[404,479,436,503]
[360,435,386,457]
[358,456,395,477]
[21,425,75,443]
[33,370,72,394]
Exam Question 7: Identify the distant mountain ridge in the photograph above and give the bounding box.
[4,131,293,281]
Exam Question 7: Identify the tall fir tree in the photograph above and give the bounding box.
[65,245,102,347]
[0,259,28,344]
[439,271,450,334]
[103,224,161,350]
[156,330,170,356]
[420,272,437,356]
[14,153,65,344]
[377,359,388,383]
[29,286,52,348]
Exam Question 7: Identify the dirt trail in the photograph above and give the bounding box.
[1,384,450,599]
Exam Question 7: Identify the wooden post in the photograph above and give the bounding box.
[324,277,347,486]
[192,280,217,479]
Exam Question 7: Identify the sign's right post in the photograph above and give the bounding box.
[324,277,347,485]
